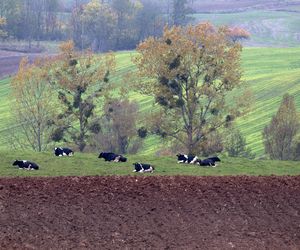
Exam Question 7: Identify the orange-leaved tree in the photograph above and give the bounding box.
[50,40,116,152]
[133,23,251,154]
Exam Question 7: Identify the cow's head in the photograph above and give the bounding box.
[12,160,21,166]
[133,162,142,172]
[119,156,127,162]
[98,152,104,158]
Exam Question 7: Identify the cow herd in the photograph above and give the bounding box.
[12,147,221,173]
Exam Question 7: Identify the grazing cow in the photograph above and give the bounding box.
[176,154,198,164]
[98,152,127,162]
[54,147,74,157]
[133,162,155,173]
[197,156,221,167]
[12,160,39,170]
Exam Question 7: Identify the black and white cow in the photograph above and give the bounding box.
[176,154,199,164]
[133,162,155,173]
[197,156,221,167]
[54,147,74,157]
[98,152,127,162]
[12,160,39,170]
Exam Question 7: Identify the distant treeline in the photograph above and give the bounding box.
[0,0,193,51]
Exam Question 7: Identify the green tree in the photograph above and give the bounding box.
[134,23,251,154]
[263,94,300,160]
[225,127,255,158]
[51,41,116,151]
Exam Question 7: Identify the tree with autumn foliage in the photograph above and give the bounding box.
[263,94,300,160]
[10,57,56,151]
[134,23,251,155]
[0,17,7,39]
[50,40,116,152]
[227,26,250,43]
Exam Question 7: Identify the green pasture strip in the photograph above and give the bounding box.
[0,78,12,148]
[1,47,300,156]
[1,150,300,177]
[191,10,300,47]
[239,47,300,155]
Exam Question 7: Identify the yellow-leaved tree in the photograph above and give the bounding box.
[134,23,252,154]
[10,57,56,151]
[0,17,7,38]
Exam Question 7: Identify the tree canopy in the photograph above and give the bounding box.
[50,40,116,151]
[263,94,300,160]
[134,23,251,154]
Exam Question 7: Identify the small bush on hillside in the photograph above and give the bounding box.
[263,94,300,160]
[91,98,143,154]
[225,127,255,159]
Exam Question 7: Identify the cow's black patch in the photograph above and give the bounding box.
[133,162,155,173]
[98,152,127,162]
[12,160,39,170]
[54,147,74,156]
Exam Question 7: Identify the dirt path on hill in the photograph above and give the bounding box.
[0,50,46,79]
[0,176,299,249]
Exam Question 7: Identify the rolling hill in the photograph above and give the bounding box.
[0,47,300,157]
[192,10,300,47]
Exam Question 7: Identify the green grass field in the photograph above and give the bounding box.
[1,47,300,157]
[2,150,300,177]
[192,10,300,47]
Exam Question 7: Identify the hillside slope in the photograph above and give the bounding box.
[192,10,300,47]
[0,48,300,156]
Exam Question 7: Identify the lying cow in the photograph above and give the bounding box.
[54,147,74,156]
[98,152,127,162]
[133,162,155,173]
[176,154,198,164]
[197,156,221,167]
[12,160,39,170]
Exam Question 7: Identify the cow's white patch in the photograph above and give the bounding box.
[22,160,27,163]
[190,156,198,164]
[178,160,185,163]
[184,154,188,159]
[63,152,67,156]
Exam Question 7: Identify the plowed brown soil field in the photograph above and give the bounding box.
[0,176,300,250]
[0,50,44,79]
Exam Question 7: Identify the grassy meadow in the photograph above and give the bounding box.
[1,47,300,158]
[1,150,300,177]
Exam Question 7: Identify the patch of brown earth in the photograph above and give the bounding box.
[0,176,299,249]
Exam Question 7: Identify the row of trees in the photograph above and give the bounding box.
[0,0,63,44]
[0,0,196,51]
[9,22,254,157]
[9,22,297,160]
[9,41,142,153]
